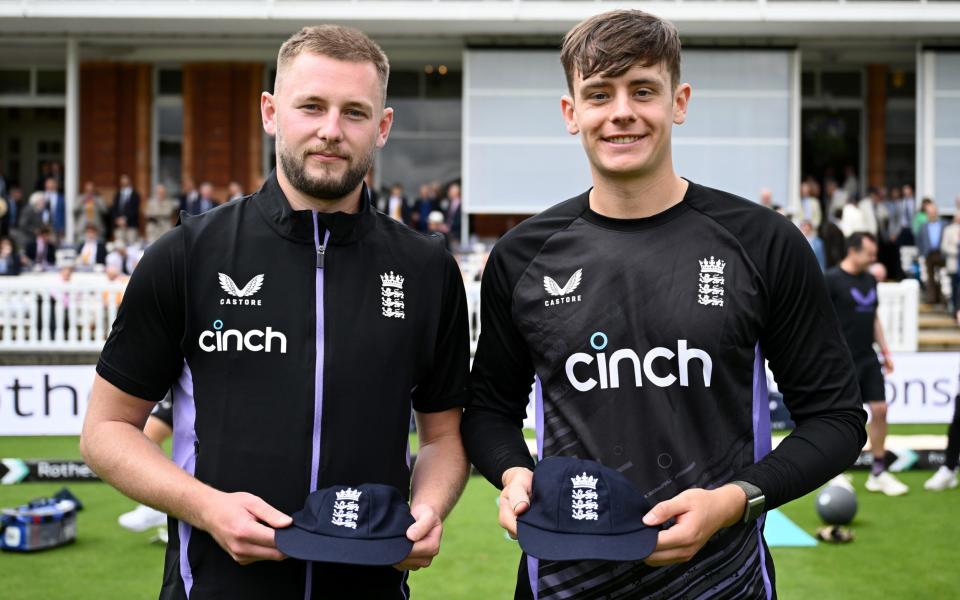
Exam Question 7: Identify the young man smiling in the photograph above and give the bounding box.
[463,10,867,599]
[82,25,470,599]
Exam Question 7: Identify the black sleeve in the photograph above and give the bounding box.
[411,246,471,413]
[461,244,537,488]
[95,226,186,402]
[733,220,867,509]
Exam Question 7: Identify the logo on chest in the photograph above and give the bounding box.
[850,288,877,312]
[218,272,264,306]
[697,257,725,308]
[380,271,405,319]
[565,332,713,392]
[544,268,583,307]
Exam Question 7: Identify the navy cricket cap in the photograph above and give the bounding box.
[517,457,659,561]
[275,483,415,566]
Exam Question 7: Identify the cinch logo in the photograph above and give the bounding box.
[198,320,287,354]
[564,332,712,392]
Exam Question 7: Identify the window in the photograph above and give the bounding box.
[0,70,30,94]
[154,67,184,194]
[380,67,462,196]
[36,70,65,95]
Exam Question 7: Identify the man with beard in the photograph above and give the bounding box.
[81,25,470,599]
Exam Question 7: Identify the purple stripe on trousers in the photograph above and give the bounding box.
[172,362,197,598]
[751,345,773,600]
[528,377,543,599]
[305,218,331,600]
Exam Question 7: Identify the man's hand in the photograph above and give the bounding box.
[394,504,443,571]
[199,491,292,566]
[641,485,746,567]
[499,467,533,539]
[882,353,894,375]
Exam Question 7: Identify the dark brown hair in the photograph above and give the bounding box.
[560,10,681,94]
[276,25,389,103]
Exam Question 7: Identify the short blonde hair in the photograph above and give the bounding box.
[276,25,390,104]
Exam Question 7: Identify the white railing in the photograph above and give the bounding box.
[0,273,918,354]
[878,279,920,352]
[0,274,126,351]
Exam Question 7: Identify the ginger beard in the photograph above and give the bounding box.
[276,123,375,202]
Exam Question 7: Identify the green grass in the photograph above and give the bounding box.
[2,436,959,598]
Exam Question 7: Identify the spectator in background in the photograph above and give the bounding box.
[0,236,21,276]
[800,220,826,271]
[105,240,130,276]
[759,187,773,209]
[228,181,245,202]
[901,185,916,234]
[19,191,52,240]
[381,183,409,223]
[178,176,199,214]
[942,212,960,312]
[414,183,436,232]
[868,261,887,283]
[427,210,449,250]
[74,181,109,238]
[842,164,859,201]
[924,376,960,490]
[820,209,846,269]
[43,177,66,239]
[825,232,906,496]
[49,161,64,192]
[5,186,24,241]
[859,186,882,237]
[917,200,947,305]
[76,223,107,269]
[184,181,216,215]
[826,179,848,217]
[913,197,933,237]
[0,193,7,238]
[795,182,822,228]
[111,174,141,237]
[444,182,462,240]
[144,183,177,244]
[33,161,51,192]
[24,225,57,270]
[841,195,867,237]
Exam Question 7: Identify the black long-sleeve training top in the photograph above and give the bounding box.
[462,180,867,600]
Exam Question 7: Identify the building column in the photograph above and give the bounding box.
[866,64,888,191]
[65,37,80,243]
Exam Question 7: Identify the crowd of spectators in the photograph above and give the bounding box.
[369,178,463,249]
[0,163,245,279]
[767,167,960,313]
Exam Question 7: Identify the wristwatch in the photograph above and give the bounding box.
[729,480,765,524]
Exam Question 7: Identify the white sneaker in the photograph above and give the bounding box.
[118,504,167,532]
[827,473,855,492]
[865,471,910,496]
[924,466,959,491]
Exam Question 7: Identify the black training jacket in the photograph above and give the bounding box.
[97,171,470,599]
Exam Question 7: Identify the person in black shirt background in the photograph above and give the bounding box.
[825,232,907,496]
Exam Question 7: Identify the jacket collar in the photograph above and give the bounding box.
[254,170,377,245]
